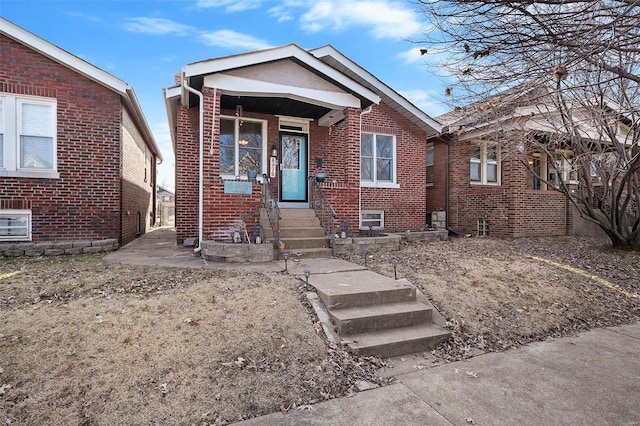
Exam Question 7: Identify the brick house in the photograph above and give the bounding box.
[428,86,627,238]
[164,44,441,251]
[1,18,162,253]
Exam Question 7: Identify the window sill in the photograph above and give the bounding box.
[0,170,60,179]
[360,181,400,189]
[220,174,264,183]
[470,182,501,187]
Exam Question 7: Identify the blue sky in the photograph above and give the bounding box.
[1,0,448,190]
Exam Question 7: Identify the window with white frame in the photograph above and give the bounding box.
[361,133,397,187]
[360,210,384,229]
[219,116,265,177]
[0,210,32,241]
[470,142,500,185]
[426,145,434,184]
[551,150,577,184]
[0,94,57,178]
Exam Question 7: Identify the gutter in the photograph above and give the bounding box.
[359,106,373,228]
[181,71,204,253]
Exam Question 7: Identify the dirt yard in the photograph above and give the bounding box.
[1,236,639,424]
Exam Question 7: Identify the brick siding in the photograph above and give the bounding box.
[1,34,154,246]
[446,132,572,237]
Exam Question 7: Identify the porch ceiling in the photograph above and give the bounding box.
[220,94,332,120]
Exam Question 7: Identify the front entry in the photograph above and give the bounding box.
[280,133,308,202]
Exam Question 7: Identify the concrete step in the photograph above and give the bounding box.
[330,301,433,336]
[310,271,416,309]
[278,227,326,238]
[279,208,317,219]
[281,236,329,250]
[279,218,322,228]
[281,247,333,259]
[344,324,451,358]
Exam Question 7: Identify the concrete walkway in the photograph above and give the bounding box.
[237,323,640,425]
[106,228,640,425]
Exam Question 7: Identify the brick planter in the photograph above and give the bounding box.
[201,241,274,263]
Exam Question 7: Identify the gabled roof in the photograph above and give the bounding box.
[0,17,162,161]
[311,45,442,136]
[165,43,441,139]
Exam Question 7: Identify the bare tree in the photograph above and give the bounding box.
[417,0,640,248]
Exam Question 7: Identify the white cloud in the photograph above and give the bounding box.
[123,17,195,36]
[400,89,449,117]
[268,6,294,22]
[398,47,427,64]
[198,30,273,51]
[299,1,422,39]
[196,0,263,12]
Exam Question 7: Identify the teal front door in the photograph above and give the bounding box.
[280,133,308,202]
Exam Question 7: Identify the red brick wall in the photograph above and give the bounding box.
[1,35,123,242]
[360,103,429,232]
[174,91,430,240]
[121,108,155,245]
[426,139,448,214]
[447,132,571,237]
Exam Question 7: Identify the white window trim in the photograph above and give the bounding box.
[470,142,501,186]
[0,93,59,179]
[0,209,32,242]
[219,115,267,181]
[360,210,384,230]
[426,144,434,186]
[360,132,399,189]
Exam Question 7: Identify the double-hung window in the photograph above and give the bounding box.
[219,116,266,178]
[361,132,398,188]
[470,142,500,185]
[0,94,57,178]
[426,145,434,185]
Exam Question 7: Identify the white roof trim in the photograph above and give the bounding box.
[203,74,361,110]
[311,45,443,134]
[1,17,128,95]
[184,44,380,105]
[1,17,161,160]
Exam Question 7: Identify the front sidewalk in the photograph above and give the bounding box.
[236,322,640,425]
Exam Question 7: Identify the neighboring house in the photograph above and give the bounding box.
[164,44,441,248]
[428,85,631,238]
[157,186,175,226]
[0,18,162,252]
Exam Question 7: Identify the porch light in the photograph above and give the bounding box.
[303,269,311,290]
[391,259,398,280]
[271,145,278,157]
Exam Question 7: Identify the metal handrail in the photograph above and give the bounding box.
[261,174,281,255]
[308,176,337,255]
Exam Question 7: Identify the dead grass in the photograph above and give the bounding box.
[340,236,640,358]
[2,236,639,423]
[0,256,379,425]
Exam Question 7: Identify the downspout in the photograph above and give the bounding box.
[181,71,204,252]
[359,106,373,228]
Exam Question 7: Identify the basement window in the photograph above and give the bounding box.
[477,219,489,237]
[0,209,32,241]
[360,210,384,230]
